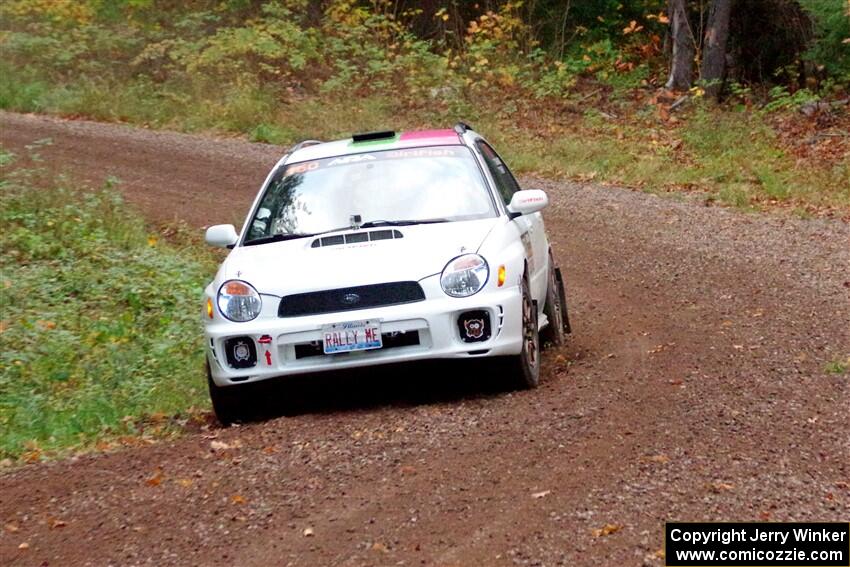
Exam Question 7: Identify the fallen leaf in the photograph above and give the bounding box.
[531,490,551,499]
[176,478,194,488]
[646,454,670,464]
[303,527,314,537]
[50,518,67,529]
[371,542,389,553]
[231,494,246,505]
[145,468,164,487]
[262,446,277,455]
[709,481,735,493]
[592,523,623,537]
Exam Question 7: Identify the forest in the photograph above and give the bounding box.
[1,0,848,212]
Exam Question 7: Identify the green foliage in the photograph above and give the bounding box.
[824,359,849,374]
[799,0,850,81]
[0,153,211,459]
[761,85,820,113]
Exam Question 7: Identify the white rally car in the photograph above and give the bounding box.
[203,123,570,423]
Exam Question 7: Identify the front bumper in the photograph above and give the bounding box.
[205,285,523,386]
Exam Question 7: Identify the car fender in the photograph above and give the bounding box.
[476,218,528,293]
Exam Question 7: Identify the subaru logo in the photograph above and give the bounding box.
[341,293,361,305]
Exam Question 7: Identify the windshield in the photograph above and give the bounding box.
[244,145,495,244]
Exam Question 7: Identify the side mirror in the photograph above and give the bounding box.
[205,224,239,248]
[507,189,549,217]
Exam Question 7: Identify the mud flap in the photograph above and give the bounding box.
[555,267,572,334]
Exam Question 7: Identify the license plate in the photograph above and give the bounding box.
[322,319,382,354]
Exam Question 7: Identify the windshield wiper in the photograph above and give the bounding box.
[243,220,449,246]
[242,224,357,247]
[360,218,449,228]
[242,232,316,246]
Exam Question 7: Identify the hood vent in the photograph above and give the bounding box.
[311,229,403,248]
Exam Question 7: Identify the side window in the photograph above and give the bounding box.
[476,141,521,206]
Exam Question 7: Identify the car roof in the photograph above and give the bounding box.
[285,129,466,164]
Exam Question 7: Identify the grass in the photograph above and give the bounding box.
[0,148,212,460]
[1,55,847,214]
[824,359,849,374]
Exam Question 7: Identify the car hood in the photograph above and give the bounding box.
[222,218,500,296]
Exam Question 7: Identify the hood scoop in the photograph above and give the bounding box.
[311,229,403,248]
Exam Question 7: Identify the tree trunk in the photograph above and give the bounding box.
[700,0,733,99]
[665,0,695,91]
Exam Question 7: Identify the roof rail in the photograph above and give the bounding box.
[453,121,473,135]
[287,139,323,153]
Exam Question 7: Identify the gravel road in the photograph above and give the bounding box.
[1,111,848,566]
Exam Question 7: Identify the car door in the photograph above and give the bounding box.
[475,140,548,303]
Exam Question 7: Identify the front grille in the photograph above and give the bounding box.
[278,281,425,317]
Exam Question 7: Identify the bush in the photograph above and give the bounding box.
[0,151,211,459]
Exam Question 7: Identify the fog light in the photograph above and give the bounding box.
[458,310,491,343]
[224,336,257,369]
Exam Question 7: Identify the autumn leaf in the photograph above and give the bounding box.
[371,542,389,553]
[50,518,67,529]
[623,20,644,34]
[709,481,735,493]
[231,494,246,505]
[592,523,623,537]
[145,468,164,487]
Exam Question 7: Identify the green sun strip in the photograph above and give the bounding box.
[348,132,400,147]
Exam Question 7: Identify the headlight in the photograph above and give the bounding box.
[440,254,489,297]
[217,280,262,322]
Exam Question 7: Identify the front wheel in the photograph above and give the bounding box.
[541,254,568,347]
[506,277,540,389]
[207,362,248,426]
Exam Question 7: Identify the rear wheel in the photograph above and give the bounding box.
[507,277,540,389]
[541,254,567,347]
[207,362,248,426]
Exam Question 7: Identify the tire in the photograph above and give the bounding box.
[541,253,567,347]
[507,277,541,389]
[207,362,247,426]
